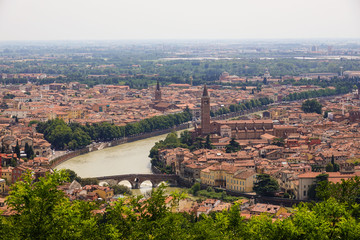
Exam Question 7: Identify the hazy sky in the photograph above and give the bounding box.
[0,0,359,41]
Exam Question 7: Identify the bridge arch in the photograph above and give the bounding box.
[139,180,154,188]
[118,180,134,189]
[96,174,179,189]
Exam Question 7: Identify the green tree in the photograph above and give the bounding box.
[263,77,268,85]
[79,178,99,186]
[272,137,285,147]
[225,138,241,153]
[301,99,322,114]
[204,135,213,149]
[4,170,99,239]
[180,130,193,146]
[253,174,279,196]
[110,184,132,195]
[63,169,81,182]
[326,163,334,172]
[24,142,35,159]
[14,140,20,159]
[324,110,329,118]
[331,155,340,172]
[189,182,201,196]
[308,173,329,200]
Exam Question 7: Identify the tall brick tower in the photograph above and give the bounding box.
[201,84,211,135]
[155,80,162,102]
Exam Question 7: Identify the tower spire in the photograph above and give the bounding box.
[156,80,160,91]
[203,84,208,97]
[154,80,161,102]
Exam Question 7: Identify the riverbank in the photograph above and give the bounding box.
[51,122,191,168]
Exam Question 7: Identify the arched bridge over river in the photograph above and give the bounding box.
[96,174,179,189]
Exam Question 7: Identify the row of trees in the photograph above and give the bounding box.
[36,109,192,150]
[284,88,337,102]
[211,97,274,117]
[2,169,360,239]
[283,77,359,102]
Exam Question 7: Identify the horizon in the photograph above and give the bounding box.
[1,0,359,41]
[1,38,360,45]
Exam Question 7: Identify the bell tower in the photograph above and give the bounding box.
[201,84,211,135]
[155,80,161,102]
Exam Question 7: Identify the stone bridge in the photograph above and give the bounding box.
[96,174,179,189]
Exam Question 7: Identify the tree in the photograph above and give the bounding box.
[4,170,100,239]
[253,174,279,196]
[24,142,34,159]
[331,154,340,172]
[263,77,268,85]
[225,138,241,153]
[204,135,213,149]
[180,130,193,146]
[2,168,360,239]
[63,169,81,182]
[326,163,334,172]
[272,137,284,147]
[14,140,20,159]
[301,99,322,114]
[308,173,329,200]
[79,178,99,186]
[189,182,201,196]
[323,110,329,118]
[110,184,132,195]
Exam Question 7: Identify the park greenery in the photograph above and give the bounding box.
[301,99,323,114]
[36,108,192,150]
[1,169,360,239]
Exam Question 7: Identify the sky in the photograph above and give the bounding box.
[0,0,359,41]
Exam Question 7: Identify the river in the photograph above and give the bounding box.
[56,130,187,178]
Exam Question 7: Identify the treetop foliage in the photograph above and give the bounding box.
[1,170,360,239]
[301,99,323,114]
[253,174,280,196]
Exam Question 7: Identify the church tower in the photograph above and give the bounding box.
[201,84,211,135]
[155,80,161,102]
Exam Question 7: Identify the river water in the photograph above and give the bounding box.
[56,130,187,178]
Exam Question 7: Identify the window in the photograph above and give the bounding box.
[304,190,307,196]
